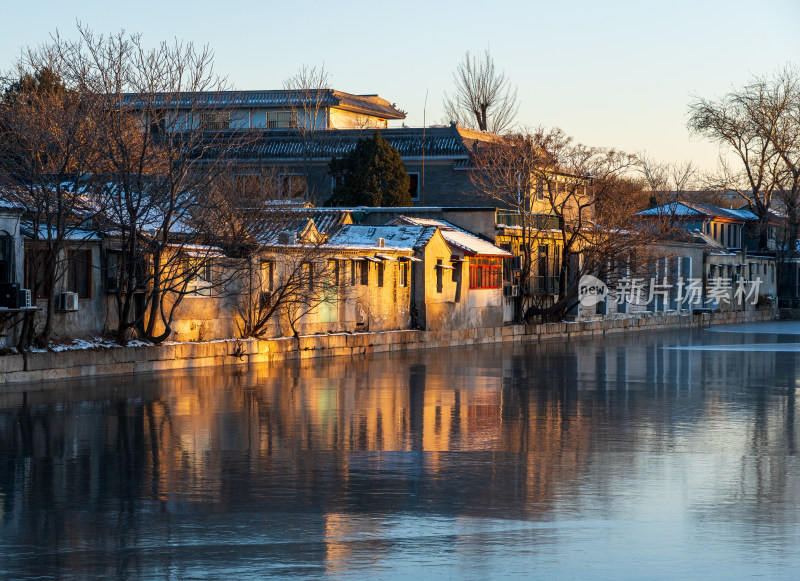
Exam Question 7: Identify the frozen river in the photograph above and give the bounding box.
[2,322,800,579]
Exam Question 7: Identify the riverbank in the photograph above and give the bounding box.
[0,309,774,386]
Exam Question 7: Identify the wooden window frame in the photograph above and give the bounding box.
[469,257,502,289]
[399,262,408,287]
[68,248,93,299]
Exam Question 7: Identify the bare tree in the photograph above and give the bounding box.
[0,54,103,349]
[235,220,341,340]
[636,152,697,207]
[688,72,791,250]
[443,49,518,134]
[283,64,331,203]
[472,127,650,321]
[765,68,800,268]
[50,25,254,343]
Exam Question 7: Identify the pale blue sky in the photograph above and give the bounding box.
[2,0,798,172]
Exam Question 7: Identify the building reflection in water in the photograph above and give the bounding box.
[0,326,799,578]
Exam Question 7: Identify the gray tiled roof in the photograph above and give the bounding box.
[217,125,489,162]
[637,201,752,222]
[257,208,352,245]
[327,224,436,251]
[120,89,405,119]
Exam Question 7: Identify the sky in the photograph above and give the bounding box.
[1,0,798,173]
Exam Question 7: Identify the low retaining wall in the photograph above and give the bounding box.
[0,309,774,387]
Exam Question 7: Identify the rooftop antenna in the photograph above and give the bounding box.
[422,89,428,206]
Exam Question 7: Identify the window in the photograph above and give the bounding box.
[408,173,420,201]
[262,260,274,292]
[104,251,148,293]
[105,250,121,293]
[469,257,502,289]
[360,261,369,286]
[318,289,338,323]
[500,243,513,284]
[304,262,315,291]
[399,262,408,287]
[436,259,443,293]
[377,262,384,287]
[200,111,230,131]
[26,248,49,298]
[235,175,264,199]
[538,245,549,278]
[266,110,292,129]
[0,235,14,285]
[184,257,213,297]
[331,260,340,286]
[68,249,92,299]
[535,180,544,201]
[280,174,307,199]
[149,112,166,134]
[318,278,338,323]
[351,260,357,286]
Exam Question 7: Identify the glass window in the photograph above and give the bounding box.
[280,174,307,199]
[199,111,230,130]
[68,249,92,299]
[408,173,420,201]
[469,257,502,289]
[0,236,13,285]
[266,111,292,129]
[262,260,274,292]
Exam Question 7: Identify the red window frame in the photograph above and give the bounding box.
[469,257,502,289]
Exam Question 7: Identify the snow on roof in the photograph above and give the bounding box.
[0,198,24,212]
[257,209,352,245]
[391,216,512,257]
[637,201,752,222]
[21,224,102,242]
[725,207,760,221]
[637,202,706,217]
[327,225,435,251]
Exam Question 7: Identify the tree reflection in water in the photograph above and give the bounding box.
[1,325,800,579]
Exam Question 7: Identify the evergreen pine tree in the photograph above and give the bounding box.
[328,131,411,207]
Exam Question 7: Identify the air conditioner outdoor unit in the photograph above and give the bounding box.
[0,283,20,308]
[58,292,79,312]
[18,289,31,308]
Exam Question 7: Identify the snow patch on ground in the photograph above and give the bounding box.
[27,337,154,352]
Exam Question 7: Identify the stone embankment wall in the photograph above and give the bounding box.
[0,310,774,387]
